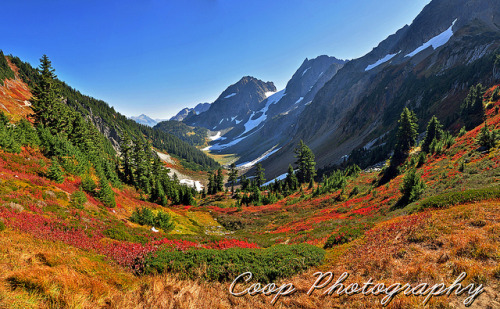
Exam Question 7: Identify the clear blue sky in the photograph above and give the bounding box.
[2,0,430,119]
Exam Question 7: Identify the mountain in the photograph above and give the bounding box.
[170,103,210,121]
[203,0,500,179]
[183,76,276,131]
[199,56,346,168]
[280,0,500,177]
[130,114,161,127]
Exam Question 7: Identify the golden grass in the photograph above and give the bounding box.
[1,200,498,308]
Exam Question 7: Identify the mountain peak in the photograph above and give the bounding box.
[130,114,161,127]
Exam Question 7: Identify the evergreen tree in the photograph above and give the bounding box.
[422,115,443,153]
[97,175,116,208]
[308,177,314,190]
[240,175,249,191]
[133,140,151,195]
[31,55,59,128]
[207,171,214,195]
[31,55,74,135]
[254,163,266,187]
[477,122,497,150]
[228,163,238,193]
[216,167,224,192]
[119,134,134,184]
[394,108,418,156]
[400,168,426,205]
[461,84,485,129]
[285,164,299,191]
[48,159,64,183]
[294,140,316,183]
[381,108,418,184]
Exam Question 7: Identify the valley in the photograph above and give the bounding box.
[1,0,500,308]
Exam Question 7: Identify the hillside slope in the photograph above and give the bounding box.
[0,69,499,308]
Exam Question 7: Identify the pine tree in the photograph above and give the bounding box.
[228,163,238,193]
[294,140,316,183]
[254,163,266,187]
[97,175,116,208]
[133,140,151,195]
[216,167,224,192]
[400,168,426,205]
[461,84,485,129]
[422,116,443,153]
[120,134,134,184]
[381,108,419,184]
[31,55,74,135]
[240,175,249,191]
[207,171,214,195]
[477,122,497,150]
[395,108,418,156]
[285,164,299,191]
[48,159,64,183]
[31,55,59,128]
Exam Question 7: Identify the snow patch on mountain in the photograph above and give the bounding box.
[180,179,204,192]
[236,145,282,169]
[224,93,237,99]
[262,172,288,187]
[238,89,286,137]
[295,97,304,104]
[365,52,399,71]
[301,67,311,76]
[405,19,457,58]
[203,90,286,152]
[265,91,277,98]
[209,131,224,141]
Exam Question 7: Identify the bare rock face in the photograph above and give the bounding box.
[88,111,122,152]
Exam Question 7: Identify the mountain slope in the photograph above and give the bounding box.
[258,0,500,179]
[184,76,276,131]
[7,56,219,171]
[170,103,210,121]
[201,56,346,169]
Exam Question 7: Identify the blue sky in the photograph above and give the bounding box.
[2,0,430,119]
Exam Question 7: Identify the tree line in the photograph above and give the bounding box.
[8,55,219,171]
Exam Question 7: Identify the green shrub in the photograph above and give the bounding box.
[491,87,500,102]
[400,168,426,205]
[103,227,134,242]
[48,159,64,183]
[143,244,325,282]
[81,175,97,193]
[0,220,5,232]
[324,225,365,249]
[70,190,87,209]
[350,186,359,197]
[459,160,466,172]
[130,207,173,231]
[410,185,500,212]
[417,152,426,167]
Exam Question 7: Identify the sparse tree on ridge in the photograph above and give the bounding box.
[254,163,266,188]
[228,163,238,193]
[294,140,316,184]
[422,115,443,153]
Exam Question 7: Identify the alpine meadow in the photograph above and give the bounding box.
[1,0,500,308]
